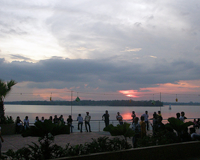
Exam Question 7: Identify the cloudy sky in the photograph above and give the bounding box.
[0,0,200,102]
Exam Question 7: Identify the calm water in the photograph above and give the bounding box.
[4,104,200,122]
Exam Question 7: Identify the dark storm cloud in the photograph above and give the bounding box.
[0,58,199,91]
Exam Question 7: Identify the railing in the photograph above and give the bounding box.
[28,118,198,133]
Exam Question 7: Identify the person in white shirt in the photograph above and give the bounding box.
[116,112,123,125]
[77,114,83,132]
[24,116,29,130]
[180,111,187,122]
[85,112,91,132]
[142,111,149,130]
[190,127,200,141]
[41,117,45,123]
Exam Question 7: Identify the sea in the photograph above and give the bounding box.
[4,104,200,132]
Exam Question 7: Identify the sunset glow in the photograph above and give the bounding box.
[119,90,139,98]
[118,80,200,102]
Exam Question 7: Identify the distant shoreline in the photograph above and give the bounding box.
[4,100,200,106]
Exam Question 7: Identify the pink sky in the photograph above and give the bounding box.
[5,80,200,103]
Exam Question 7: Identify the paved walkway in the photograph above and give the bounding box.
[2,131,200,160]
[1,131,121,152]
[1,129,153,152]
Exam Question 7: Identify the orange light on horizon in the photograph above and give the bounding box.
[119,80,200,100]
[140,80,200,93]
[119,90,139,98]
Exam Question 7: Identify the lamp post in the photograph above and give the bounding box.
[160,92,161,112]
[71,91,73,116]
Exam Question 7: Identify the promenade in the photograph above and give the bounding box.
[2,131,200,160]
[1,131,120,152]
[3,127,199,152]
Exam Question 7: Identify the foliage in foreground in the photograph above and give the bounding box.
[0,79,17,118]
[0,116,14,124]
[21,120,70,159]
[104,122,135,139]
[1,136,132,160]
[22,120,70,137]
[1,117,195,159]
[137,117,194,147]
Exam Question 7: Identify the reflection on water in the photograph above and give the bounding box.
[4,104,200,123]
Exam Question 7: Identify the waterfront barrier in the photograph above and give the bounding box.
[28,118,196,133]
[1,118,196,135]
[52,141,200,160]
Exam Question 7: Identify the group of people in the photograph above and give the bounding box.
[101,110,200,148]
[101,111,124,127]
[130,110,200,147]
[68,112,92,133]
[101,110,164,148]
[15,116,30,133]
[130,110,164,147]
[14,112,92,133]
[176,111,187,122]
[13,110,200,143]
[34,113,92,133]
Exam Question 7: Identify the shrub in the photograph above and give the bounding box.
[0,116,14,124]
[2,136,132,159]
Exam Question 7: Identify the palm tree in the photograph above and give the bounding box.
[0,79,17,118]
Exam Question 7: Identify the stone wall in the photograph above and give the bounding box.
[54,141,200,160]
[1,124,16,135]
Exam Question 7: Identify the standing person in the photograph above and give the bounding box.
[59,115,65,124]
[116,112,123,125]
[140,116,146,138]
[53,115,59,124]
[157,111,162,117]
[142,111,149,130]
[67,115,73,133]
[180,111,187,122]
[132,117,141,148]
[150,112,158,136]
[77,114,83,132]
[49,116,53,122]
[0,123,4,156]
[102,110,110,127]
[176,113,180,120]
[131,111,136,124]
[85,112,91,132]
[23,116,30,130]
[155,116,165,134]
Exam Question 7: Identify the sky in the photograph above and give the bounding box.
[0,0,200,102]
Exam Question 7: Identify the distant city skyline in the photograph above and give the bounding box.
[1,1,200,103]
